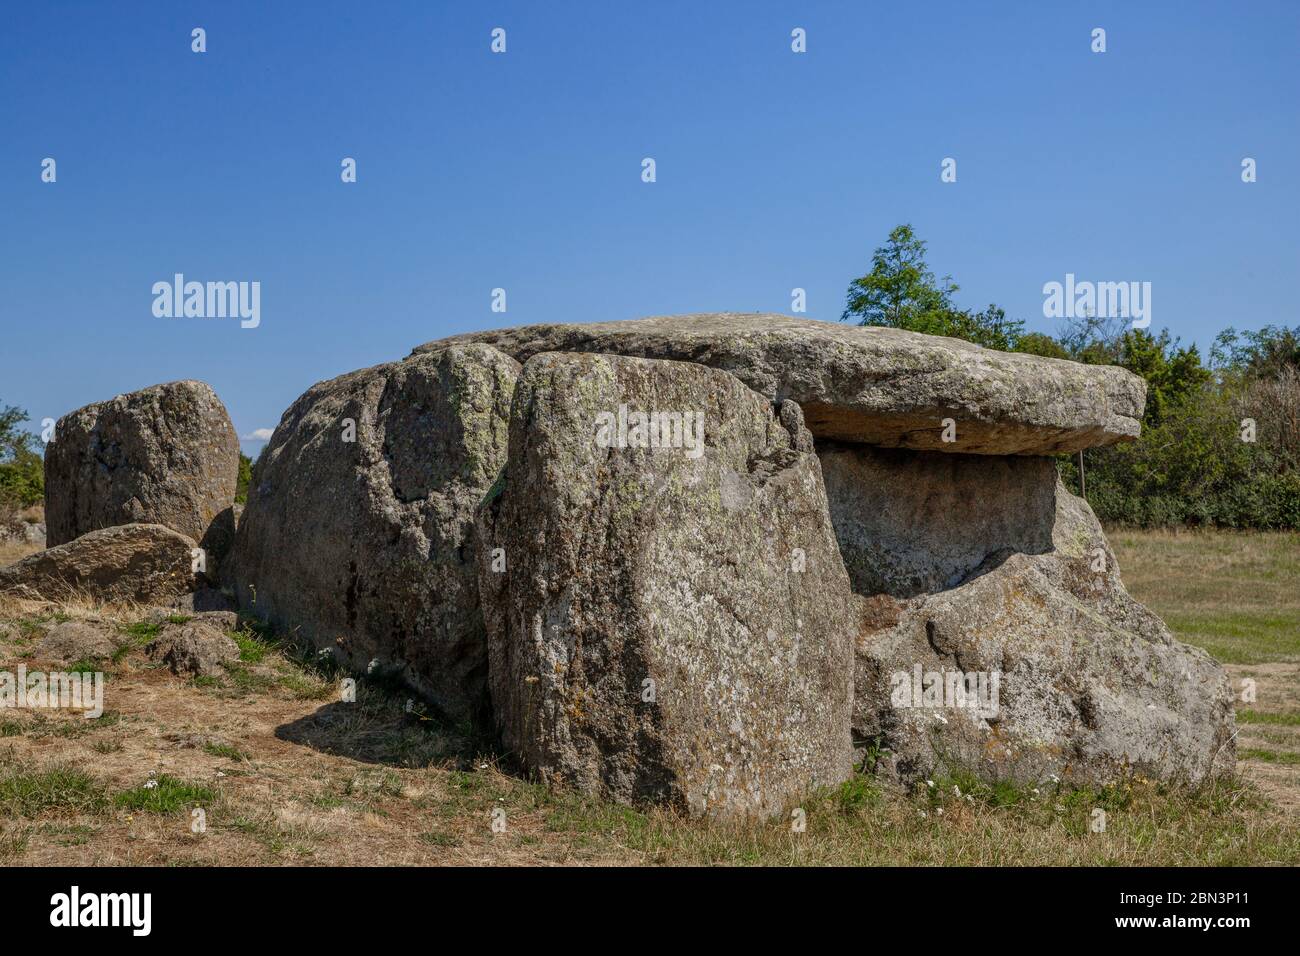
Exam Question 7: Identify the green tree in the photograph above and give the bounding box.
[842,224,957,327]
[235,453,253,504]
[1115,330,1211,428]
[1211,325,1300,379]
[842,224,1024,350]
[1013,331,1071,360]
[0,403,44,509]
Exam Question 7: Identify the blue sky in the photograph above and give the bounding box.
[2,0,1296,455]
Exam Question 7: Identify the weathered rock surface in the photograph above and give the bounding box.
[818,441,1057,598]
[478,352,855,819]
[0,524,199,605]
[32,621,119,662]
[853,480,1237,786]
[44,380,240,550]
[233,343,519,722]
[146,621,239,677]
[418,313,1146,455]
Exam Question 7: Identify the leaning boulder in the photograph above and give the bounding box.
[0,524,198,605]
[853,479,1237,786]
[44,381,240,559]
[233,343,518,722]
[419,313,1146,455]
[478,352,855,820]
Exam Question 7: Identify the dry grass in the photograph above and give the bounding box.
[0,539,42,569]
[0,529,1296,866]
[1110,529,1300,664]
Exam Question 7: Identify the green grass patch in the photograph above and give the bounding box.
[203,742,247,761]
[120,620,162,642]
[0,764,108,817]
[1241,748,1300,766]
[114,775,216,813]
[1237,710,1300,727]
[233,629,277,664]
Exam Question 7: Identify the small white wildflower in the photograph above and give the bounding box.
[148,770,157,778]
[1049,774,1060,784]
[952,785,961,798]
[933,713,948,725]
[145,779,158,790]
[935,807,944,815]
[478,763,489,770]
[1054,804,1066,813]
[1032,787,1040,796]
[216,771,226,779]
[926,779,935,789]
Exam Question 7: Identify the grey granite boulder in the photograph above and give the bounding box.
[44,381,240,556]
[477,352,856,819]
[417,313,1146,455]
[0,523,199,605]
[852,479,1237,786]
[233,343,518,722]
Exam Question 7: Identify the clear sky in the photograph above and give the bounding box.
[2,0,1296,455]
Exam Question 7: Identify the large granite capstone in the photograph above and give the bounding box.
[417,313,1146,455]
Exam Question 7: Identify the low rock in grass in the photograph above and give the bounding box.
[146,621,239,678]
[32,621,118,664]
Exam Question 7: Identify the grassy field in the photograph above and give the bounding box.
[0,529,1297,866]
[1110,529,1300,817]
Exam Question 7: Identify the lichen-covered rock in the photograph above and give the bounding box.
[44,381,240,552]
[233,343,518,722]
[146,621,239,677]
[0,524,199,605]
[853,481,1236,786]
[418,313,1146,455]
[478,352,855,819]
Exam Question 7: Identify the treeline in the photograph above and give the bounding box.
[0,403,44,534]
[845,225,1300,529]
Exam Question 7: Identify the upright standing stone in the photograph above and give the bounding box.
[478,352,856,819]
[44,381,240,558]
